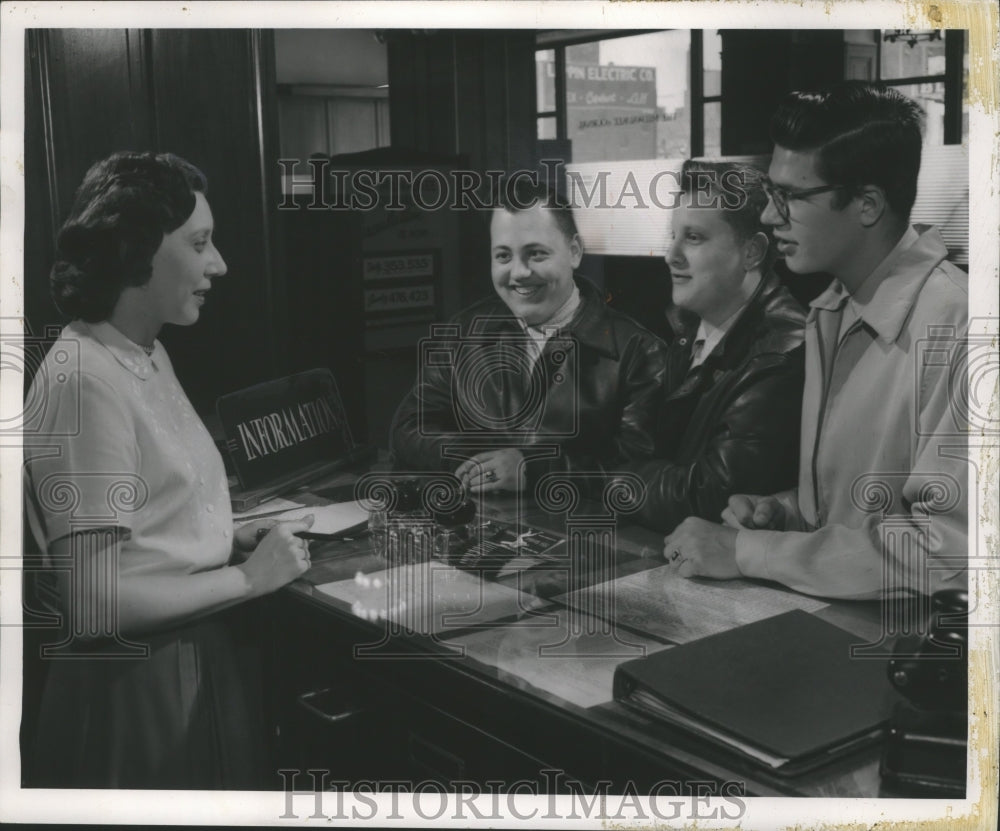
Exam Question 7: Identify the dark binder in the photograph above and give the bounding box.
[613,610,899,775]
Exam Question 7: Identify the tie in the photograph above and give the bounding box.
[690,337,706,369]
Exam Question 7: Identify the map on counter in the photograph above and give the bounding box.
[451,606,671,709]
[555,564,827,645]
[447,521,566,579]
[315,560,537,636]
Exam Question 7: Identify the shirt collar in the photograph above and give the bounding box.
[515,284,581,338]
[694,295,750,354]
[477,277,620,359]
[809,225,945,344]
[668,267,764,349]
[851,225,920,306]
[84,320,159,380]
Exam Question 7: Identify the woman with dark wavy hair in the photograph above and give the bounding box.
[24,151,313,788]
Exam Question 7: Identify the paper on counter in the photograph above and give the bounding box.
[316,560,532,636]
[556,564,827,645]
[232,497,305,521]
[245,501,369,535]
[453,607,670,709]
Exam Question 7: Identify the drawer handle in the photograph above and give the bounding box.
[408,732,467,781]
[296,688,365,724]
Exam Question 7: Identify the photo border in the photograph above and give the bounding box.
[1,1,996,828]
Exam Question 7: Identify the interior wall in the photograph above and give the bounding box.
[274,30,388,86]
[24,29,286,416]
[720,29,846,156]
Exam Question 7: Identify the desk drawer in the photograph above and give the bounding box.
[402,702,562,789]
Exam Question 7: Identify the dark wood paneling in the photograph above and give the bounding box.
[455,34,487,173]
[42,29,154,219]
[427,34,459,154]
[388,31,536,173]
[280,201,367,442]
[149,29,284,411]
[720,30,847,156]
[604,256,673,343]
[24,29,286,415]
[481,35,511,174]
[24,31,61,348]
[720,31,791,156]
[24,29,154,346]
[504,34,539,173]
[788,30,848,90]
[386,30,537,312]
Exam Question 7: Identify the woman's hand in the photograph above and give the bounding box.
[233,517,281,560]
[236,515,315,597]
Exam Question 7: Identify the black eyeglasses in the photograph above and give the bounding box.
[762,178,846,224]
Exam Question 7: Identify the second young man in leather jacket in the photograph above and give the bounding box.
[627,160,806,533]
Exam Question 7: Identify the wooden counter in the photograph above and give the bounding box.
[259,486,897,797]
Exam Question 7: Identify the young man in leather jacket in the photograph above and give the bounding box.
[390,180,669,496]
[626,160,806,533]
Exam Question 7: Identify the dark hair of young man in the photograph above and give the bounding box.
[680,159,775,271]
[769,81,925,221]
[494,176,580,242]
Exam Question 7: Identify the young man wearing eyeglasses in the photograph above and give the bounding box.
[661,81,968,600]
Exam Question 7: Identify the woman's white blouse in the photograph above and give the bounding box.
[24,320,233,577]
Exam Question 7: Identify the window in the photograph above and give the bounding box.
[536,30,720,162]
[877,30,966,144]
[700,30,722,157]
[535,30,720,256]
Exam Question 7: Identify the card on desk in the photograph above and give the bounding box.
[235,500,369,536]
[556,563,826,644]
[613,610,899,775]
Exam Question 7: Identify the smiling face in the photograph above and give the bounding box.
[490,204,582,326]
[762,146,861,279]
[144,192,227,327]
[667,192,758,325]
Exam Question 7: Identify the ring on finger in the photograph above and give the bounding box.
[669,548,682,563]
[484,469,497,483]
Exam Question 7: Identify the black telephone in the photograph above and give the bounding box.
[879,589,968,796]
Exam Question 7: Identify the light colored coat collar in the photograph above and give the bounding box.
[808,225,944,345]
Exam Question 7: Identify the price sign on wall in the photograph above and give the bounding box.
[361,249,441,329]
[364,284,436,313]
[363,253,435,281]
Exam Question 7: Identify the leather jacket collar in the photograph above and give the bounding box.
[469,276,621,360]
[664,270,790,370]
